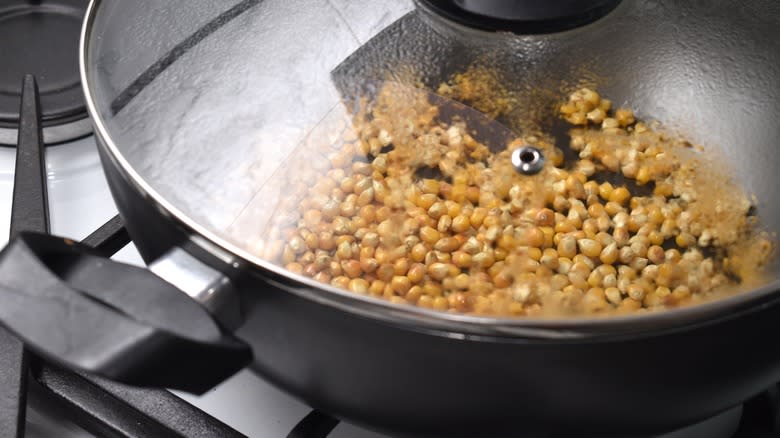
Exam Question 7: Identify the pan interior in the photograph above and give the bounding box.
[83,0,780,324]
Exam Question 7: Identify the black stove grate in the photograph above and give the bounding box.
[0,74,49,437]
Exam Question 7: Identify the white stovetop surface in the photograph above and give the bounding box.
[6,135,384,437]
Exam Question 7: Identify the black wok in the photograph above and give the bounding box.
[0,0,779,436]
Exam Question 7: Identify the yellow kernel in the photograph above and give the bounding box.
[288,235,306,255]
[407,263,426,284]
[609,187,631,204]
[316,232,334,251]
[472,252,495,269]
[665,249,682,263]
[599,182,614,200]
[416,193,438,210]
[587,107,606,124]
[388,296,407,305]
[605,287,622,305]
[428,263,450,281]
[445,201,462,217]
[635,167,651,185]
[454,273,470,290]
[417,295,434,308]
[648,230,664,246]
[540,249,560,269]
[420,226,441,244]
[600,242,619,265]
[470,208,488,228]
[348,278,369,294]
[432,296,448,310]
[328,260,343,277]
[675,233,694,248]
[313,271,332,284]
[447,292,470,311]
[336,241,353,259]
[451,215,471,233]
[535,208,555,227]
[618,298,642,312]
[568,272,588,289]
[330,275,349,289]
[302,232,319,250]
[393,258,410,276]
[341,260,362,277]
[520,227,545,248]
[587,270,603,288]
[368,280,385,296]
[526,247,543,261]
[452,251,472,268]
[428,202,446,219]
[406,286,423,303]
[647,245,666,264]
[497,234,515,250]
[558,235,577,259]
[602,117,619,129]
[577,238,603,258]
[376,264,395,281]
[604,202,623,216]
[411,243,428,262]
[437,215,452,233]
[423,282,443,297]
[359,257,379,273]
[434,237,461,252]
[555,220,577,234]
[615,108,635,127]
[466,186,480,204]
[627,284,645,301]
[420,179,440,195]
[391,276,412,295]
[450,184,467,203]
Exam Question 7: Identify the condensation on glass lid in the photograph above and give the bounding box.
[242,70,774,319]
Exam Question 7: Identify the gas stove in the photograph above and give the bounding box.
[2,1,780,437]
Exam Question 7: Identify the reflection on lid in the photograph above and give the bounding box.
[246,68,772,318]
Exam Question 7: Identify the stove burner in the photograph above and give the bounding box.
[0,0,91,146]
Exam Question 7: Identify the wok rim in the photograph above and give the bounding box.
[79,0,780,339]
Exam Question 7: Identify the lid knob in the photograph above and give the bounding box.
[417,0,621,34]
[511,146,545,175]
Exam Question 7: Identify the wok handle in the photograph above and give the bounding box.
[0,232,252,394]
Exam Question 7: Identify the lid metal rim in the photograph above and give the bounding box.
[79,0,780,339]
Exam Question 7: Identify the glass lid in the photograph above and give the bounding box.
[83,0,780,319]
